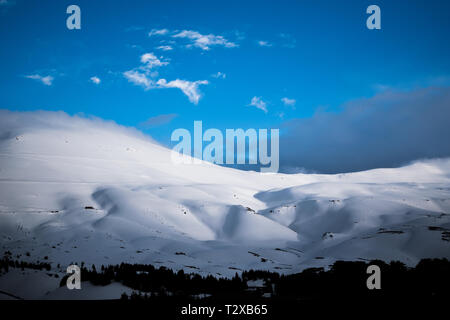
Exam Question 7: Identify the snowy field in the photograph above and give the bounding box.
[1,110,450,299]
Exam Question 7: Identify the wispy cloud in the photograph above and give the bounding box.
[156,45,173,51]
[147,28,239,51]
[25,74,54,86]
[257,40,272,47]
[172,30,237,50]
[140,52,169,70]
[123,53,208,103]
[157,79,208,104]
[249,96,268,113]
[123,52,168,89]
[281,97,296,107]
[212,72,226,79]
[148,28,169,37]
[123,70,153,89]
[90,76,101,85]
[139,113,178,129]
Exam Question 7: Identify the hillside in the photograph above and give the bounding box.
[1,110,450,278]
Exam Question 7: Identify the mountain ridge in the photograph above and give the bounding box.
[1,110,450,277]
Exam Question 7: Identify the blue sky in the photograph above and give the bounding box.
[1,0,450,172]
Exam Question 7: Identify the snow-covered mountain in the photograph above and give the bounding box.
[1,110,450,278]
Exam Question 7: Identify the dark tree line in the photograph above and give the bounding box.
[61,258,450,301]
[2,249,450,301]
[275,259,450,300]
[60,263,246,297]
[1,252,51,273]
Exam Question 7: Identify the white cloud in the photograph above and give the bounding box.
[124,73,208,104]
[90,76,101,85]
[156,45,173,51]
[140,53,169,70]
[249,96,268,113]
[212,72,226,79]
[123,52,207,104]
[281,97,296,107]
[123,70,153,90]
[123,53,169,89]
[148,28,169,37]
[172,30,237,51]
[25,74,54,86]
[157,79,208,104]
[258,40,272,47]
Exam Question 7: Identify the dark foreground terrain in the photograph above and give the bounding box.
[1,253,449,317]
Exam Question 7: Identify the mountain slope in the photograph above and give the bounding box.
[1,110,450,277]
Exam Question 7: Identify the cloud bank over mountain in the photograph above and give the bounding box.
[280,86,450,173]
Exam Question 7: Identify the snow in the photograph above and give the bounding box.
[246,279,265,288]
[0,269,61,299]
[0,269,136,300]
[1,110,450,289]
